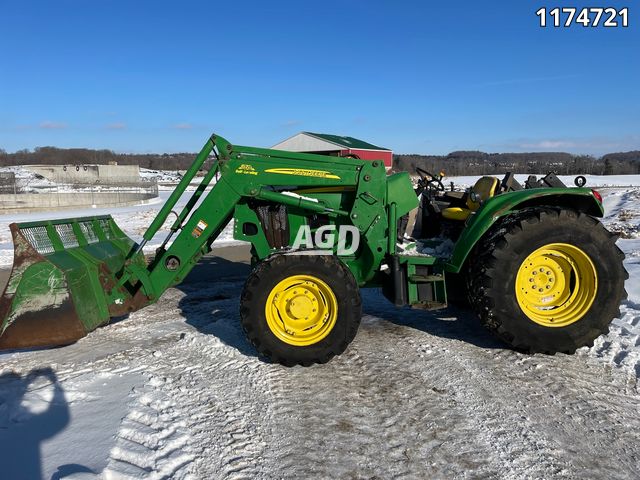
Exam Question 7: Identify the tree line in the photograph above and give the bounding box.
[0,147,197,170]
[1,146,640,176]
[394,150,640,176]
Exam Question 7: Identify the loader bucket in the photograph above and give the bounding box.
[0,215,141,350]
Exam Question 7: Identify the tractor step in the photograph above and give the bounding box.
[409,274,445,283]
[383,255,448,309]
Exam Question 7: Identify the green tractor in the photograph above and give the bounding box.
[0,134,627,366]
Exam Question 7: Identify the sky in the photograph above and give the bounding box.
[0,0,638,156]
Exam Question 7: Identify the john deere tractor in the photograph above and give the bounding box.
[0,134,626,366]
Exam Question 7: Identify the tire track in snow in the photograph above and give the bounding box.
[103,285,282,479]
[459,350,640,478]
[173,286,276,479]
[104,376,194,479]
[262,314,496,479]
[588,302,640,380]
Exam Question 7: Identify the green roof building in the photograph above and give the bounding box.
[272,132,393,168]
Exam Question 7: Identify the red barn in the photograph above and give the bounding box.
[272,132,393,169]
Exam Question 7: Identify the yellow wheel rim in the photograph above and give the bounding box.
[515,243,597,327]
[265,275,338,346]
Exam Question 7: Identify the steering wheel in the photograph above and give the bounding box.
[415,167,445,194]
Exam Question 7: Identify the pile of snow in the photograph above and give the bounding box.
[600,188,640,239]
[398,237,455,258]
[141,168,218,191]
[0,166,59,192]
[582,187,640,377]
[139,168,184,184]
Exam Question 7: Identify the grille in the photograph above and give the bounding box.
[54,224,79,249]
[21,226,55,255]
[98,219,113,239]
[79,221,99,244]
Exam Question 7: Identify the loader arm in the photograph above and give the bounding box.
[112,133,393,313]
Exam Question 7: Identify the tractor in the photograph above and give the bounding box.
[0,134,627,366]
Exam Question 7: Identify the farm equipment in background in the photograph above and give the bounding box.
[0,134,627,365]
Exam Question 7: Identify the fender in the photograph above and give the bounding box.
[445,187,603,273]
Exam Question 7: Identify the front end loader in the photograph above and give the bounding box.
[0,134,627,365]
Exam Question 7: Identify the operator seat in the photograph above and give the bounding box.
[441,176,499,221]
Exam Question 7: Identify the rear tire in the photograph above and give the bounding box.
[240,254,361,366]
[467,207,627,353]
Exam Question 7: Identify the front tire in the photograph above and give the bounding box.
[240,254,362,366]
[467,207,627,353]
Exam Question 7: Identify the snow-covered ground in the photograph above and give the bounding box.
[1,176,640,479]
[590,188,640,379]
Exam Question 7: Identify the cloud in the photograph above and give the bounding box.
[519,140,579,149]
[513,135,640,155]
[281,120,301,128]
[173,123,193,130]
[106,122,127,130]
[39,121,67,129]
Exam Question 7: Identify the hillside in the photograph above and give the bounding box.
[394,150,640,176]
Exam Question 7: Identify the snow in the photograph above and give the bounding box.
[583,187,640,378]
[0,173,640,478]
[139,168,213,191]
[139,168,183,184]
[1,165,163,193]
[0,165,60,193]
[399,237,455,258]
[0,190,240,267]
